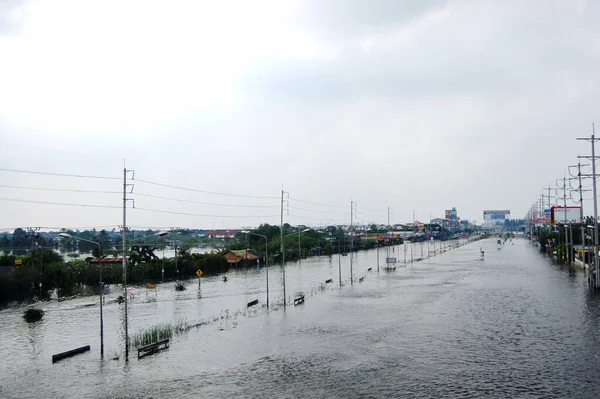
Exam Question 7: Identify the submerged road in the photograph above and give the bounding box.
[2,237,600,398]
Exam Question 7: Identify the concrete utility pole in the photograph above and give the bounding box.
[569,161,590,250]
[350,201,355,285]
[122,164,135,360]
[338,233,342,286]
[280,189,288,306]
[577,123,600,287]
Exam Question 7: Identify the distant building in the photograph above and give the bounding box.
[205,230,238,239]
[224,250,259,266]
[482,210,510,231]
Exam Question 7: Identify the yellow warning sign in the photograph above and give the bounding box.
[14,258,22,265]
[196,269,203,277]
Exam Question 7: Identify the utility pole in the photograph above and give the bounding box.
[556,175,570,264]
[569,162,590,251]
[350,201,355,285]
[26,227,41,295]
[298,226,301,263]
[338,234,342,286]
[542,184,556,223]
[280,189,288,306]
[411,210,415,264]
[577,123,600,287]
[122,164,135,360]
[376,222,380,272]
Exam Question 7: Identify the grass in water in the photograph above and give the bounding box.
[130,323,174,348]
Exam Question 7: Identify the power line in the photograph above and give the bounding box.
[288,214,348,222]
[134,192,279,208]
[0,167,120,180]
[0,197,121,208]
[0,185,120,194]
[134,206,280,219]
[288,205,347,214]
[287,196,348,208]
[134,178,279,199]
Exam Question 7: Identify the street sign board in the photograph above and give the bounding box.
[196,269,203,277]
[14,258,22,265]
[386,257,397,264]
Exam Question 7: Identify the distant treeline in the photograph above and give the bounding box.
[0,248,229,307]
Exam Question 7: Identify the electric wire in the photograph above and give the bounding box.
[288,205,347,214]
[0,197,121,208]
[134,178,279,199]
[134,192,279,208]
[0,167,120,180]
[287,196,348,208]
[134,206,280,219]
[0,185,121,194]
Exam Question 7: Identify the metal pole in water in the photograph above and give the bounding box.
[122,165,129,360]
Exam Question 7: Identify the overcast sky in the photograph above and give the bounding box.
[0,0,599,231]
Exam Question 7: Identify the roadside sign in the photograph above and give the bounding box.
[14,258,22,265]
[196,269,203,277]
[386,257,397,264]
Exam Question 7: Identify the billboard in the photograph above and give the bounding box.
[483,210,510,227]
[551,206,582,224]
[445,207,458,221]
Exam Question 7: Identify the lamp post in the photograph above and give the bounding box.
[123,230,167,355]
[59,233,104,356]
[167,231,182,279]
[241,231,269,307]
[367,227,379,272]
[284,228,310,260]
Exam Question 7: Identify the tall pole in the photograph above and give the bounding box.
[387,207,391,267]
[98,243,104,357]
[350,201,354,285]
[298,226,301,263]
[578,161,585,249]
[122,166,129,359]
[265,236,269,308]
[411,210,415,263]
[376,224,379,272]
[569,225,574,266]
[564,174,569,264]
[578,125,600,286]
[338,236,342,286]
[592,124,599,287]
[280,190,286,307]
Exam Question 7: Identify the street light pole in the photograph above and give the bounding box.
[122,166,129,359]
[59,233,103,356]
[338,235,342,286]
[242,231,269,308]
[298,226,301,262]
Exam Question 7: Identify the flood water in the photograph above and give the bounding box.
[2,237,600,398]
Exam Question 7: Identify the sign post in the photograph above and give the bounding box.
[196,269,203,288]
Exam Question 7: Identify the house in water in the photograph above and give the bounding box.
[224,250,259,266]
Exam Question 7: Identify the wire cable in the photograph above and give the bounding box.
[134,206,280,219]
[134,192,279,208]
[288,205,347,214]
[0,167,120,180]
[288,214,348,222]
[0,185,120,194]
[288,196,348,208]
[134,179,279,199]
[0,197,121,208]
